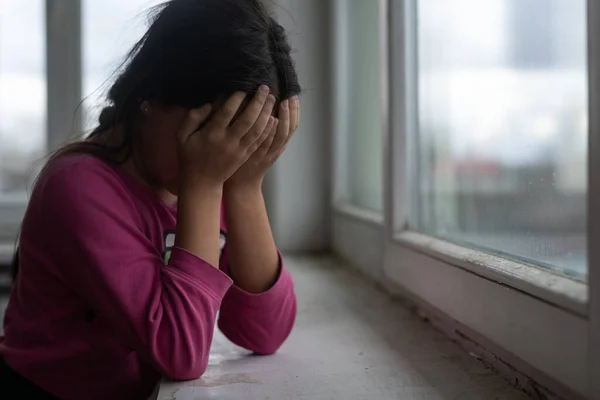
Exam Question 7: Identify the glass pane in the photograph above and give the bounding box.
[0,0,46,194]
[414,0,587,280]
[82,0,161,132]
[344,0,383,212]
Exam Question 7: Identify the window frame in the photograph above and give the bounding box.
[331,0,388,279]
[334,0,598,398]
[387,0,594,396]
[0,0,81,264]
[587,1,600,398]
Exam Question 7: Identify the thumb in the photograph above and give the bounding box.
[176,104,212,144]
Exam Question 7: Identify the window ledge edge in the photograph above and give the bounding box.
[333,202,384,227]
[394,231,588,317]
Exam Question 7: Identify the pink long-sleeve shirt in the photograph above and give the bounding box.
[0,154,297,400]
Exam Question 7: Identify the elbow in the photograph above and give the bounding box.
[219,309,296,356]
[250,318,296,354]
[158,349,210,381]
[218,277,298,356]
[253,341,284,356]
[162,360,208,381]
[218,319,290,356]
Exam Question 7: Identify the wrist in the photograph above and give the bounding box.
[180,171,224,194]
[179,179,223,204]
[224,179,264,196]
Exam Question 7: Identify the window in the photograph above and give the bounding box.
[335,0,598,397]
[336,0,383,213]
[0,0,46,194]
[82,0,160,131]
[413,0,587,280]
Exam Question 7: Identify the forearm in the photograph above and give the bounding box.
[224,185,279,293]
[175,178,223,268]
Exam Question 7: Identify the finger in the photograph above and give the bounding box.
[282,126,297,148]
[248,117,278,155]
[176,104,212,144]
[240,94,276,147]
[210,91,248,129]
[289,96,300,133]
[283,97,299,148]
[268,100,290,153]
[257,117,278,153]
[230,85,271,139]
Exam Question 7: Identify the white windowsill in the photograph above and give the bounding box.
[394,231,588,317]
[333,202,384,227]
[155,255,529,400]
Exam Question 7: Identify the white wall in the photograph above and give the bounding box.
[264,0,332,252]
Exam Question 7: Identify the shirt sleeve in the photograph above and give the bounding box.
[217,225,297,355]
[37,159,232,380]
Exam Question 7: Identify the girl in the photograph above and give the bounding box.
[0,0,300,399]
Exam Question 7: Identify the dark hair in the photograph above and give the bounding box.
[10,0,301,280]
[59,0,300,162]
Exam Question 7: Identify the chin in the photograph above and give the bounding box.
[165,183,179,196]
[158,176,179,196]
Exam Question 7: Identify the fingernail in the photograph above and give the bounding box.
[283,100,289,109]
[259,85,269,94]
